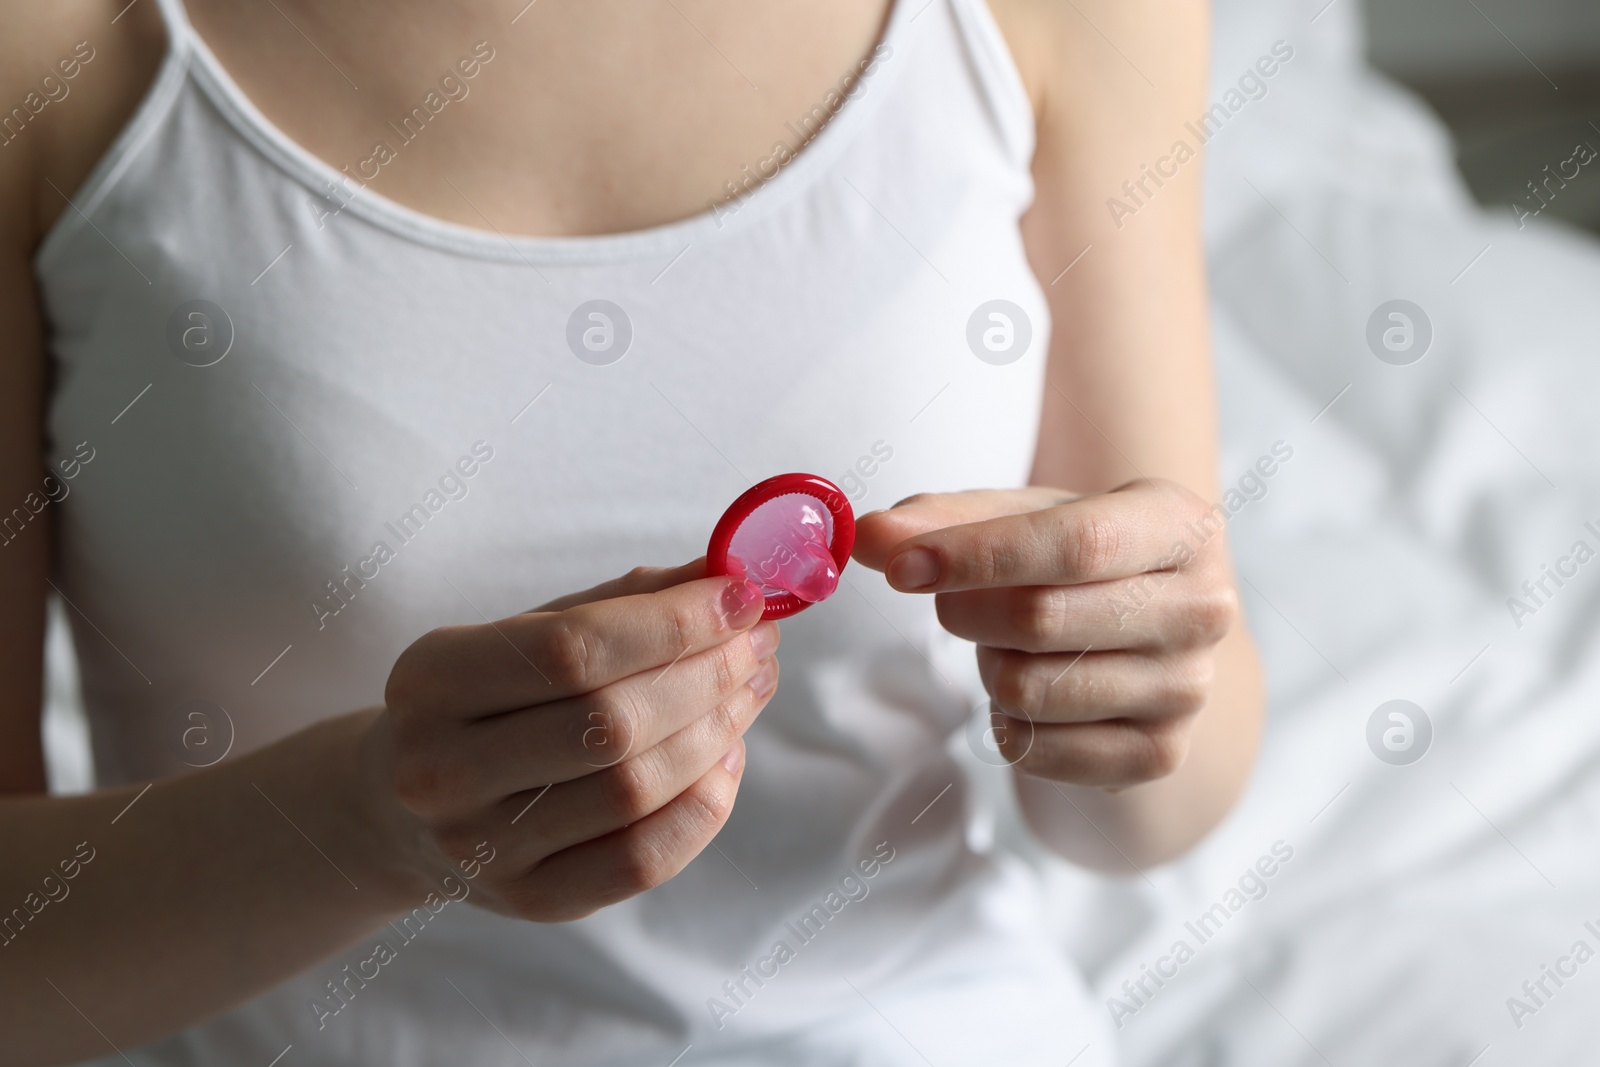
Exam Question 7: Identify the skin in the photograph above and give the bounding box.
[0,0,1261,1061]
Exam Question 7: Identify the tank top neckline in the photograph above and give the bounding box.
[39,0,921,268]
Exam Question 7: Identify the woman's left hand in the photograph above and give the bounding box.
[852,480,1239,789]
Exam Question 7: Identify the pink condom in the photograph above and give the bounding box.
[706,474,856,621]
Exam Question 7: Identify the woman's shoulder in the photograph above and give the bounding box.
[1,0,167,247]
[986,0,1210,120]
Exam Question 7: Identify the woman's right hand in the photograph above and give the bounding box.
[370,561,779,922]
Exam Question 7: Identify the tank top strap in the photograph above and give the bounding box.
[942,0,1037,167]
[34,0,197,271]
[146,0,199,55]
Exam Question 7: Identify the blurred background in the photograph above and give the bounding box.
[1365,0,1600,233]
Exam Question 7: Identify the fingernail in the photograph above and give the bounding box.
[721,742,745,774]
[748,657,779,698]
[748,621,780,660]
[887,547,940,591]
[720,578,765,629]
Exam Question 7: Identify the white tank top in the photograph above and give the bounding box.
[38,0,1113,1061]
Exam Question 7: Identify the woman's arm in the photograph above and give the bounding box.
[1004,0,1263,869]
[854,0,1262,872]
[0,716,440,1064]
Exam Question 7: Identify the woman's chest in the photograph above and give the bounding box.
[181,0,896,237]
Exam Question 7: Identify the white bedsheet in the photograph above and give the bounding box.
[977,1,1600,1063]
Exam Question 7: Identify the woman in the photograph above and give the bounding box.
[1,0,1262,1062]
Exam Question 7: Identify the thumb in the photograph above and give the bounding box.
[530,557,709,613]
[851,488,1071,572]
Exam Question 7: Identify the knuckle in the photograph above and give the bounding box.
[573,689,640,764]
[1163,654,1215,715]
[384,627,448,711]
[992,713,1033,762]
[545,617,598,690]
[383,665,418,715]
[392,750,448,814]
[1065,513,1123,579]
[706,636,746,695]
[682,772,738,831]
[1129,722,1190,781]
[599,756,664,824]
[385,702,427,750]
[665,596,697,652]
[1186,585,1239,644]
[972,533,1008,588]
[989,656,1040,718]
[1010,588,1068,652]
[997,707,1050,772]
[430,822,481,866]
[617,835,675,894]
[708,690,748,746]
